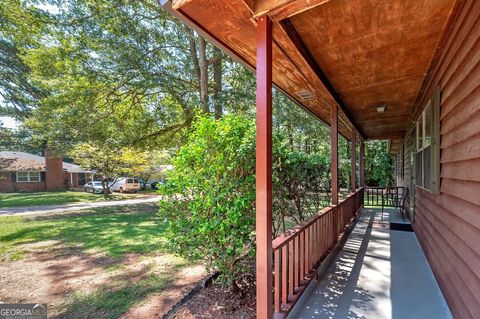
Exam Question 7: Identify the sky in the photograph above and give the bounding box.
[0,116,19,130]
[0,93,19,129]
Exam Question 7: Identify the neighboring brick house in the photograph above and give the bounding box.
[0,151,93,193]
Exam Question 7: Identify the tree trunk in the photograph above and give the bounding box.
[186,27,201,92]
[287,122,294,149]
[198,36,209,113]
[186,27,209,114]
[212,47,223,119]
[101,179,110,199]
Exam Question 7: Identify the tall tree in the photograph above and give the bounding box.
[0,0,49,119]
[3,0,234,150]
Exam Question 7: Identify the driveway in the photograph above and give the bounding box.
[0,196,162,216]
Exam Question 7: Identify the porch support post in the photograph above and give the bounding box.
[360,140,365,187]
[331,104,339,205]
[351,130,357,192]
[256,14,273,319]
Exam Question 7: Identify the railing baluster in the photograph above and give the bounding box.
[300,231,304,282]
[306,228,310,277]
[274,249,281,313]
[315,222,318,265]
[294,235,299,288]
[311,223,315,270]
[288,240,294,297]
[322,216,326,256]
[282,244,288,307]
[365,186,404,207]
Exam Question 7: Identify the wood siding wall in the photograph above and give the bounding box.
[399,1,480,318]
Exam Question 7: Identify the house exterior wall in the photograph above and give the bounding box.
[0,171,80,193]
[0,172,13,192]
[66,172,80,189]
[0,151,88,193]
[0,172,47,192]
[397,1,480,318]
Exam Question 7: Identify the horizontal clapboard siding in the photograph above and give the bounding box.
[410,1,480,318]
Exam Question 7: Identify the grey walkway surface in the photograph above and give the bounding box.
[292,208,452,319]
[0,196,161,216]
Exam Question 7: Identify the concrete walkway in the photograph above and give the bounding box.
[291,207,452,319]
[0,196,161,216]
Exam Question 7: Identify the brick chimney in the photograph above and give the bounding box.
[45,148,65,190]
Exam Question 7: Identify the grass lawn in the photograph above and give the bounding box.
[0,204,166,259]
[0,191,138,208]
[0,204,202,318]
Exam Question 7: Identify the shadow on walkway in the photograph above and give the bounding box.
[293,208,452,319]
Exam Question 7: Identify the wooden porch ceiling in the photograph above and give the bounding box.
[164,0,458,150]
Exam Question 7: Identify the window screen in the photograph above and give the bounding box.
[414,87,440,192]
[415,152,423,187]
[29,172,40,182]
[423,145,431,188]
[17,172,29,182]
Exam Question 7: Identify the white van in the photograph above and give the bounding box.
[110,177,141,193]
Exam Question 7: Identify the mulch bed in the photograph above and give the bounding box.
[170,281,255,319]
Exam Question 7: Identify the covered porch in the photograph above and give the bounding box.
[161,0,478,318]
[290,207,451,319]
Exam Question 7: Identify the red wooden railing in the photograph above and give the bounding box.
[272,187,364,317]
[365,186,404,207]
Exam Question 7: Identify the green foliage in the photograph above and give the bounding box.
[273,146,330,235]
[68,142,147,194]
[1,0,255,150]
[364,140,394,186]
[158,115,256,288]
[0,125,44,153]
[0,0,50,118]
[158,114,337,287]
[338,136,353,189]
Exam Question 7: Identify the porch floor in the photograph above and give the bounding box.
[291,207,452,319]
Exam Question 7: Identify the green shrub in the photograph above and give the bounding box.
[158,115,256,290]
[273,146,330,235]
[158,114,332,290]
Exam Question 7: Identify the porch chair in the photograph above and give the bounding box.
[381,187,409,222]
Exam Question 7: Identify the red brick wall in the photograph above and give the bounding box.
[15,181,47,192]
[0,172,14,192]
[0,172,47,192]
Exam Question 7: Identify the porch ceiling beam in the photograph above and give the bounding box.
[255,0,332,21]
[366,131,405,140]
[279,19,365,140]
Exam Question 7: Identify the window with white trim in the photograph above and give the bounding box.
[415,87,441,193]
[16,171,41,182]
